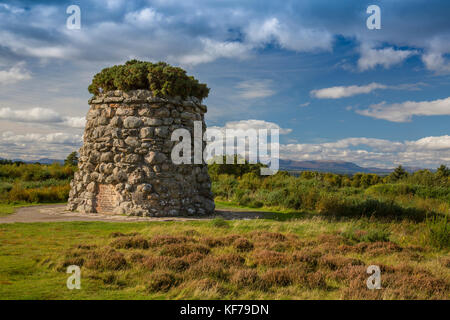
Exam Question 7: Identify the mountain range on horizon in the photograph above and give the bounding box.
[278,159,425,174]
[1,157,428,175]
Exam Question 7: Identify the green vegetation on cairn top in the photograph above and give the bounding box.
[88,60,210,100]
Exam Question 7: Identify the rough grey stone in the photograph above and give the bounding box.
[68,89,214,217]
[123,116,142,128]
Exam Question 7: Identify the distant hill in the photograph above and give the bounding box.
[0,157,64,165]
[279,159,424,175]
[29,158,65,165]
[0,156,426,174]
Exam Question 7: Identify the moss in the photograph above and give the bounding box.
[88,60,209,100]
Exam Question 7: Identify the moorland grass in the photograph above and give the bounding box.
[0,212,448,300]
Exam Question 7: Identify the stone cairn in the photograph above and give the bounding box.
[67,89,215,216]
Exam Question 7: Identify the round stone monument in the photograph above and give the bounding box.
[67,61,215,216]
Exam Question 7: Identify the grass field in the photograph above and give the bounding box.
[0,203,448,300]
[0,163,448,299]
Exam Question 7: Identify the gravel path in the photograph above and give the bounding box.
[0,204,268,223]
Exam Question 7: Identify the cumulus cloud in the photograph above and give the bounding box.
[0,107,85,128]
[205,122,449,168]
[236,80,276,99]
[311,82,387,99]
[1,131,82,145]
[211,119,292,135]
[356,97,450,122]
[205,119,286,164]
[311,82,426,99]
[0,63,31,85]
[357,45,418,71]
[420,36,450,74]
[422,52,450,74]
[280,135,450,168]
[0,131,82,161]
[245,17,333,52]
[174,38,251,66]
[0,4,335,67]
[407,135,450,151]
[124,8,163,27]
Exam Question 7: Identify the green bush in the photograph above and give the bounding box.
[2,183,70,203]
[0,163,75,181]
[366,183,450,201]
[423,215,449,249]
[88,60,209,100]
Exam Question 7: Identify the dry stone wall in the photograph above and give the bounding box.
[67,89,215,216]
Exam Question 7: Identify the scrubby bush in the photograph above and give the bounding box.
[88,60,209,100]
[423,215,449,249]
[212,168,448,220]
[0,163,75,181]
[2,184,70,203]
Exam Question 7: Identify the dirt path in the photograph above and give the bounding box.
[0,204,269,223]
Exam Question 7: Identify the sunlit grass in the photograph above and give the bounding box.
[0,213,448,300]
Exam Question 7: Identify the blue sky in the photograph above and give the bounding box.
[0,0,449,168]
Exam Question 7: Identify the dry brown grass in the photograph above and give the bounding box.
[340,263,450,299]
[202,237,225,248]
[250,231,287,242]
[442,257,450,268]
[142,255,190,272]
[252,249,292,267]
[212,254,245,267]
[84,248,127,270]
[260,268,294,287]
[146,271,179,292]
[159,243,210,257]
[233,238,254,252]
[109,231,140,238]
[110,236,149,249]
[187,258,230,281]
[319,254,364,270]
[148,235,192,247]
[58,230,448,300]
[184,252,206,264]
[231,269,260,288]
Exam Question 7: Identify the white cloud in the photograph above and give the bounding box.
[356,97,450,122]
[175,38,251,66]
[206,119,287,163]
[280,135,450,168]
[0,63,31,85]
[203,123,449,168]
[407,135,450,151]
[245,18,333,52]
[422,52,450,74]
[421,36,450,74]
[0,107,85,128]
[358,45,417,71]
[62,117,86,128]
[211,119,292,135]
[0,131,82,161]
[311,82,387,99]
[0,30,72,60]
[236,80,276,99]
[1,131,82,145]
[125,8,162,27]
[0,3,25,14]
